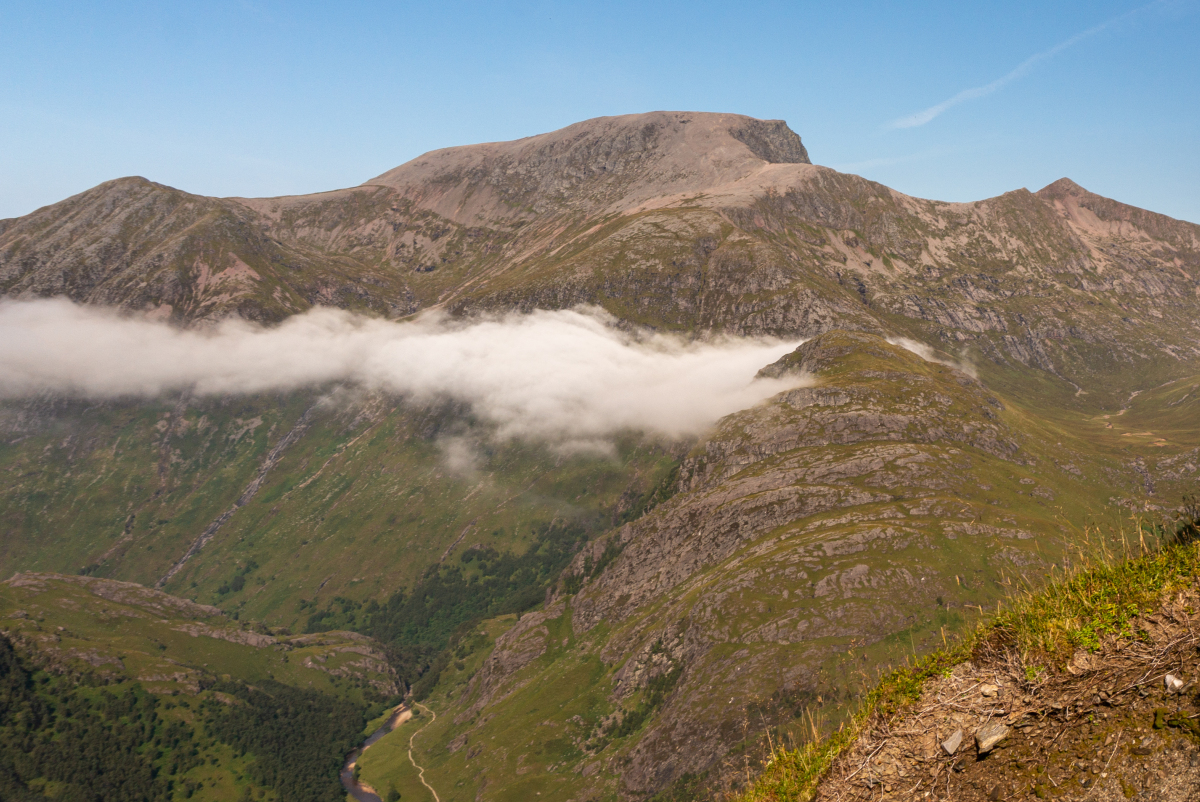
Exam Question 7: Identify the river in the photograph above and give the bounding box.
[340,704,410,802]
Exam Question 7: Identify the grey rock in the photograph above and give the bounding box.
[941,729,964,755]
[975,722,1010,754]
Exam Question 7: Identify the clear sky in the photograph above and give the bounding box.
[2,0,1197,222]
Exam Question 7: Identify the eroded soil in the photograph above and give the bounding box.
[815,587,1200,801]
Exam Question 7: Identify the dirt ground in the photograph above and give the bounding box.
[813,588,1200,801]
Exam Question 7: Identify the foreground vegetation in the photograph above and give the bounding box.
[734,502,1200,802]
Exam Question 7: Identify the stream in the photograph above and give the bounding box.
[340,705,409,802]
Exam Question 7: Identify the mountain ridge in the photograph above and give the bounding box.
[359,111,811,222]
[2,111,1196,410]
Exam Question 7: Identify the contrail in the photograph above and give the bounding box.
[888,2,1163,129]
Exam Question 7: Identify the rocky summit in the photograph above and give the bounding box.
[0,112,1198,802]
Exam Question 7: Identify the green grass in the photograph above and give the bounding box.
[0,394,679,629]
[994,518,1199,661]
[733,514,1200,802]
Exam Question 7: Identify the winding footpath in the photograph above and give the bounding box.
[409,703,440,802]
[339,702,441,802]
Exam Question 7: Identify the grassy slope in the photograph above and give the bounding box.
[0,394,679,628]
[345,335,1199,802]
[0,573,393,702]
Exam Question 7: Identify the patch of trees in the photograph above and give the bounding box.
[0,635,184,801]
[217,559,260,596]
[304,518,591,697]
[202,679,364,802]
[0,635,368,802]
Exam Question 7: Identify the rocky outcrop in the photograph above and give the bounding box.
[6,572,223,619]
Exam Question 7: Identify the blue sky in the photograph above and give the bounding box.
[2,0,1197,222]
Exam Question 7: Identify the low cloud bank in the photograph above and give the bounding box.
[0,299,807,447]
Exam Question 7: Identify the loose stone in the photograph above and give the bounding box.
[975,722,1009,754]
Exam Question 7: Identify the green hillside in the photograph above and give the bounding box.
[0,393,680,628]
[0,572,398,801]
[343,332,1199,801]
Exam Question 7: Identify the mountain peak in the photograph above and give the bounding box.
[365,112,810,221]
[1037,176,1198,235]
[1036,177,1089,200]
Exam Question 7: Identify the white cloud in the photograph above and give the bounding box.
[0,299,807,448]
[437,435,484,477]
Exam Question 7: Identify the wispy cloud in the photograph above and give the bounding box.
[887,2,1160,130]
[886,337,977,378]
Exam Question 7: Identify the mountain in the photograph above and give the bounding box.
[4,112,1196,402]
[1,112,1199,800]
